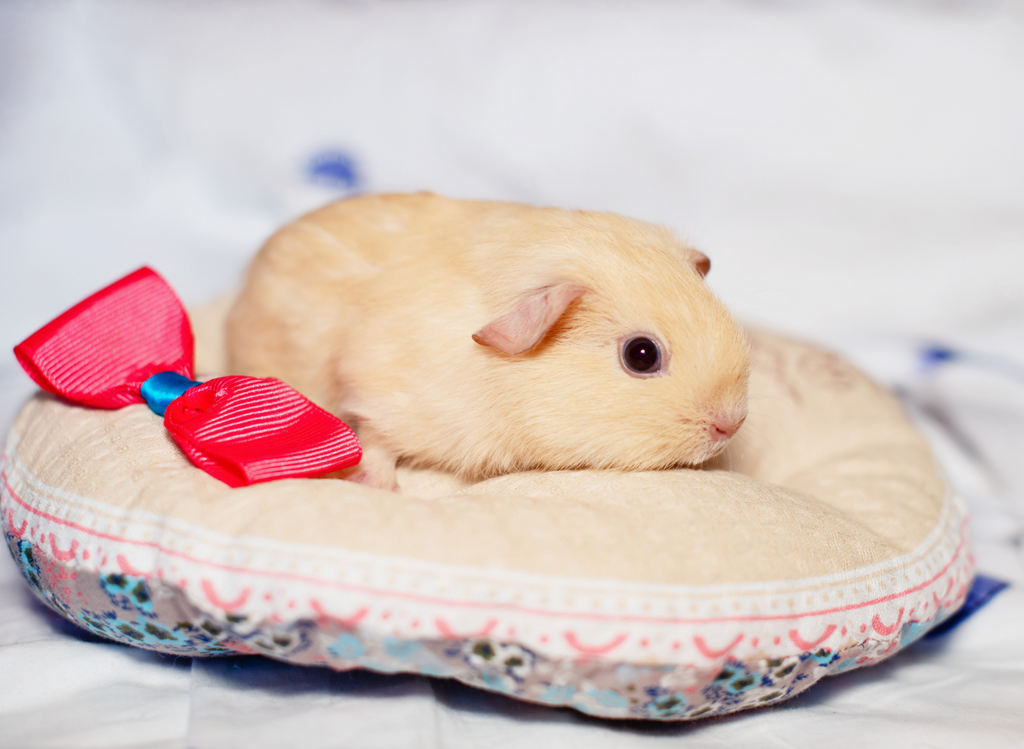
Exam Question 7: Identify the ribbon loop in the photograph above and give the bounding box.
[164,377,362,488]
[14,268,194,409]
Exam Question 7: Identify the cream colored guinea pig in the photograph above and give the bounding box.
[226,193,750,490]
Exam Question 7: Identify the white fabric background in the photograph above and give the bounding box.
[1,1,1022,746]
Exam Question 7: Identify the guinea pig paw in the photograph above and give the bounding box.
[335,453,400,492]
[346,469,400,493]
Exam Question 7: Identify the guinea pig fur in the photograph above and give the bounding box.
[226,193,750,490]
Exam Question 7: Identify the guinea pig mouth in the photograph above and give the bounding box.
[693,437,732,464]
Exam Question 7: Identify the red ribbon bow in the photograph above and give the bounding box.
[14,268,362,487]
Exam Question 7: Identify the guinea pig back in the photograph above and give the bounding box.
[226,193,750,488]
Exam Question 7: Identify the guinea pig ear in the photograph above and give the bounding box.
[472,282,586,355]
[690,250,711,278]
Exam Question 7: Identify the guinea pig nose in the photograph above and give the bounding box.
[708,412,746,442]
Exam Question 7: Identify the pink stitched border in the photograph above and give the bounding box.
[2,467,966,625]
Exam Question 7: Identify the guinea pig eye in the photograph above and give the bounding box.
[621,337,661,375]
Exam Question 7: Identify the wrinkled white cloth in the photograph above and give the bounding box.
[1,1,1023,747]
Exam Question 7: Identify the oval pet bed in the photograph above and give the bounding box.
[1,298,971,721]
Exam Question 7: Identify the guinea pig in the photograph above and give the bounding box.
[226,193,750,490]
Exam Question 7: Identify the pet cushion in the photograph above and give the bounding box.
[0,300,971,721]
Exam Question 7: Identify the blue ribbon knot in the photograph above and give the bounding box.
[141,371,201,416]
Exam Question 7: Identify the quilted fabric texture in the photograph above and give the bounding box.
[0,312,971,721]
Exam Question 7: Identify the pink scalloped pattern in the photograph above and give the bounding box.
[0,437,972,721]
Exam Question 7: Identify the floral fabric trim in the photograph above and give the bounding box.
[0,432,972,721]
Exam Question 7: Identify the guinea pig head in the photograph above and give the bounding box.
[470,248,750,474]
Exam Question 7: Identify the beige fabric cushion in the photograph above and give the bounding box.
[0,304,970,720]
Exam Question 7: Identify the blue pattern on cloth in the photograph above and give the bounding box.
[918,343,1024,382]
[926,574,1009,637]
[306,150,360,190]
